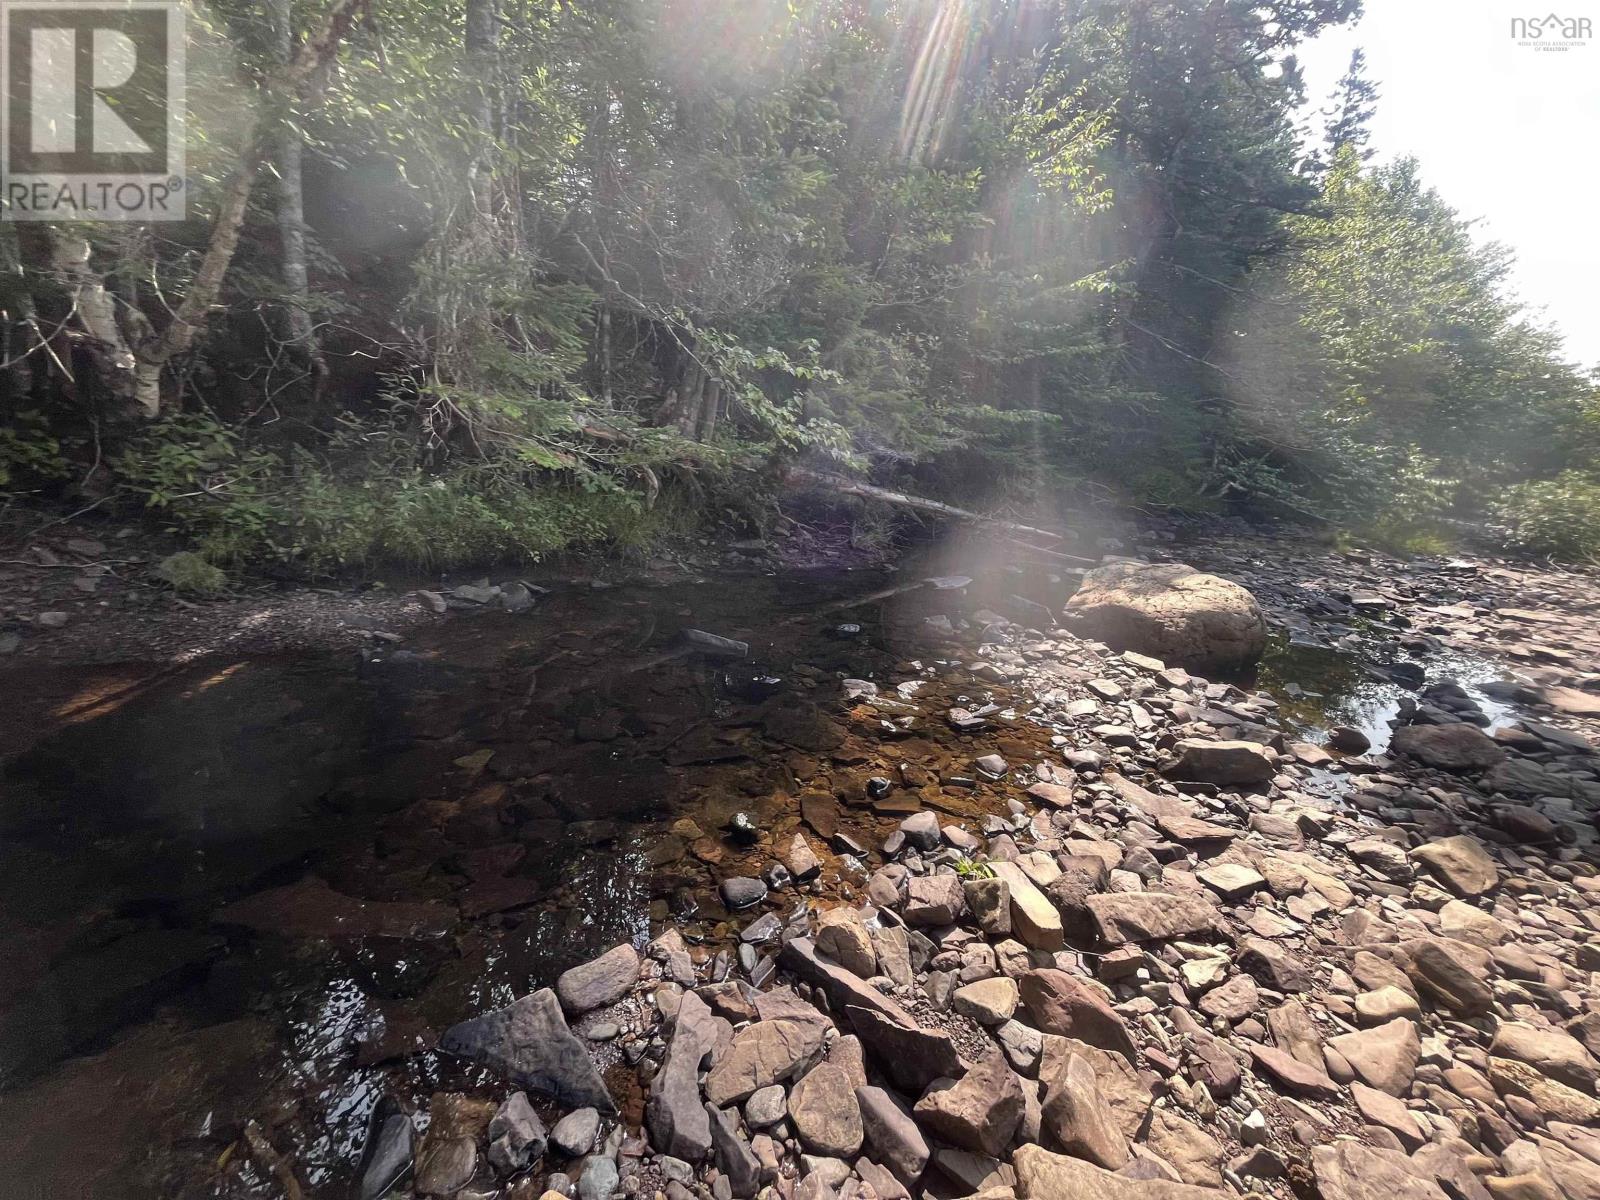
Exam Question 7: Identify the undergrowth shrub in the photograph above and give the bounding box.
[110,413,706,574]
[1492,472,1600,562]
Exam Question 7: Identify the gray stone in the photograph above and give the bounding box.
[551,1107,601,1157]
[556,944,640,1015]
[856,1085,929,1185]
[647,990,719,1160]
[707,1103,762,1198]
[487,1091,547,1174]
[577,1154,619,1200]
[439,989,614,1111]
[720,877,768,910]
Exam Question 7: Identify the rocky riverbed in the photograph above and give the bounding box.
[1,528,1598,1200]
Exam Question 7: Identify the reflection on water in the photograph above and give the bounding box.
[1253,634,1515,751]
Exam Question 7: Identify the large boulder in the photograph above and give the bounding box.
[1063,562,1268,672]
[1019,970,1137,1063]
[1312,1142,1452,1200]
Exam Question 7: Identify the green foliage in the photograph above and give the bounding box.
[13,0,1593,570]
[0,411,68,489]
[112,414,283,563]
[154,551,230,596]
[1493,472,1600,562]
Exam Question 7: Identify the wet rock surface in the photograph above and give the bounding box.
[1,528,1599,1199]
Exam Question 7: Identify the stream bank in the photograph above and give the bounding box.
[0,526,1597,1200]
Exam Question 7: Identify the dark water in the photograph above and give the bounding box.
[0,560,1508,1197]
[0,564,1055,1197]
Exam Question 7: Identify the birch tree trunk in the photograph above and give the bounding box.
[130,0,368,414]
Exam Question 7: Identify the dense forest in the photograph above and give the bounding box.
[2,0,1597,576]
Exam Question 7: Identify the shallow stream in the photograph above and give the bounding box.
[0,558,1511,1197]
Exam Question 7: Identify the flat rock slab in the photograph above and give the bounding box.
[1086,892,1222,945]
[1014,1143,1230,1200]
[704,1018,827,1106]
[439,988,614,1112]
[1329,1018,1419,1096]
[1163,739,1276,785]
[1243,1039,1340,1099]
[844,1004,966,1095]
[1196,863,1266,902]
[1312,1141,1451,1200]
[1019,970,1137,1062]
[1410,836,1499,898]
[214,877,458,940]
[1389,723,1505,771]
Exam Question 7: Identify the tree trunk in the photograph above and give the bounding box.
[47,229,146,416]
[267,0,325,391]
[130,0,368,412]
[0,225,38,398]
[696,380,721,441]
[463,0,499,222]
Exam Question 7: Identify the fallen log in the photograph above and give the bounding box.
[784,467,1066,541]
[784,467,1098,565]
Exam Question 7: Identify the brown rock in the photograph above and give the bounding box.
[1084,892,1221,946]
[1013,1144,1228,1200]
[1198,974,1260,1023]
[1143,1108,1223,1188]
[1411,836,1500,898]
[1038,1036,1153,1138]
[1390,724,1506,772]
[914,1053,1026,1158]
[555,943,640,1015]
[1329,1018,1420,1096]
[1403,938,1494,1016]
[1163,739,1276,786]
[1488,1058,1600,1124]
[1312,1141,1451,1200]
[1062,562,1268,672]
[705,1019,828,1106]
[1040,1052,1129,1168]
[844,1004,966,1096]
[904,875,967,926]
[1350,1081,1423,1149]
[789,1063,864,1158]
[1244,1039,1340,1099]
[1019,970,1137,1063]
[816,908,878,979]
[1266,998,1324,1068]
[1489,1022,1600,1093]
[1237,937,1314,992]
